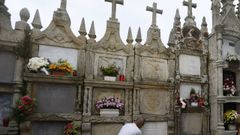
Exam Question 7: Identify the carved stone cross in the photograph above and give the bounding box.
[146,2,163,26]
[105,0,124,20]
[60,0,67,10]
[183,0,197,18]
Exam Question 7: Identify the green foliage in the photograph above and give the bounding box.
[190,88,196,95]
[100,64,119,76]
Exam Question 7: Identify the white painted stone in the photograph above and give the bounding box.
[180,83,201,99]
[141,122,168,135]
[141,58,168,81]
[179,54,201,75]
[222,39,236,59]
[38,45,78,69]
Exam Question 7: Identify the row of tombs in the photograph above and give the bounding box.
[2,0,240,135]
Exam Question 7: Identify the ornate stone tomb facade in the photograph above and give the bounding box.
[3,0,240,135]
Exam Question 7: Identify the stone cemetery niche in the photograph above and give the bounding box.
[92,88,124,115]
[179,54,201,76]
[139,89,170,115]
[0,93,12,126]
[141,122,168,135]
[38,45,78,69]
[32,121,67,135]
[0,51,16,82]
[92,123,122,135]
[223,102,238,130]
[35,83,76,113]
[141,58,169,81]
[223,70,237,96]
[180,83,201,99]
[94,54,126,79]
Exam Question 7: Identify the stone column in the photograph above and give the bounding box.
[215,24,225,132]
[83,86,92,116]
[133,88,140,114]
[76,85,82,112]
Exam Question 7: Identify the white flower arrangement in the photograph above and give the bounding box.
[226,53,240,62]
[27,57,49,72]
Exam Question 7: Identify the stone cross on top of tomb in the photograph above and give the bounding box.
[60,0,67,10]
[105,0,123,21]
[146,2,163,27]
[183,0,197,18]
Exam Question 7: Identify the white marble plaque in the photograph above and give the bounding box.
[38,45,78,69]
[94,54,126,76]
[222,39,236,59]
[179,54,201,75]
[141,58,169,81]
[180,83,201,99]
[141,122,168,135]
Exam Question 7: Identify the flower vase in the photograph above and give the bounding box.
[40,67,49,75]
[191,102,198,107]
[104,76,116,81]
[52,71,66,76]
[100,109,119,117]
[2,117,9,127]
[228,124,236,130]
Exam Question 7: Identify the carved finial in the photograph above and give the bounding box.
[20,8,30,22]
[168,9,182,46]
[105,0,124,21]
[175,9,181,20]
[60,0,67,10]
[88,21,96,39]
[126,27,133,44]
[32,9,42,30]
[79,18,87,36]
[146,2,163,27]
[135,27,142,43]
[201,16,208,37]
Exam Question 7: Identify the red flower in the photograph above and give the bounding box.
[18,105,24,110]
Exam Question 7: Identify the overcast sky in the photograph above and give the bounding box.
[5,0,216,45]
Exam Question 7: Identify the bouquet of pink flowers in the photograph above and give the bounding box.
[95,96,124,110]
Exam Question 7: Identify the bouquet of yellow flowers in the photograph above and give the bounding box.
[49,59,73,74]
[224,110,238,124]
